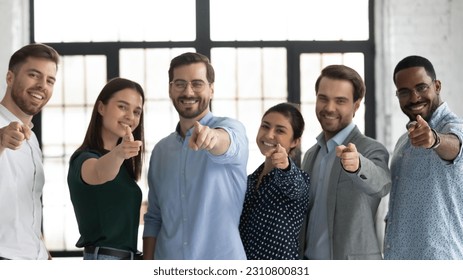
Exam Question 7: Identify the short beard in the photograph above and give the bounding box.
[11,87,43,116]
[405,100,439,123]
[174,98,210,119]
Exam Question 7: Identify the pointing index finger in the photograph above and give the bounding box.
[416,115,428,128]
[407,121,418,130]
[124,125,134,141]
[20,125,32,140]
[194,121,203,133]
[9,122,31,140]
[345,143,357,153]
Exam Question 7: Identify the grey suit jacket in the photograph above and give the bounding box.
[300,126,391,260]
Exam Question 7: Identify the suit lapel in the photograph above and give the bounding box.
[326,127,360,245]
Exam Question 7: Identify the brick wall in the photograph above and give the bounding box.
[376,0,463,151]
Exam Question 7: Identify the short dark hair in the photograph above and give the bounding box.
[393,55,436,84]
[168,52,215,83]
[315,65,365,102]
[263,102,305,140]
[8,43,60,73]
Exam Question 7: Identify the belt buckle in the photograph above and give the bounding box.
[85,246,134,260]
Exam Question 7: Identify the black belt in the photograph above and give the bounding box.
[84,246,134,260]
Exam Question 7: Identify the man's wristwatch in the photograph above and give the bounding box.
[428,128,441,149]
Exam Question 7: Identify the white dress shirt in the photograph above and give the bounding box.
[0,104,48,259]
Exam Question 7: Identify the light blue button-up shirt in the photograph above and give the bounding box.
[143,112,248,259]
[305,123,355,260]
[384,103,463,259]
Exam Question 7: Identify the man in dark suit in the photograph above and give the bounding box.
[300,65,391,260]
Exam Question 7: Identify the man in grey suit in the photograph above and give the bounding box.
[300,65,391,260]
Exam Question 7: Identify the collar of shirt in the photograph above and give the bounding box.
[316,122,356,153]
[0,104,34,129]
[427,102,448,129]
[175,112,214,142]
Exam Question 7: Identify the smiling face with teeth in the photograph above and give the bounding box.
[98,88,143,149]
[394,66,442,122]
[256,111,299,156]
[6,57,57,119]
[169,62,213,121]
[315,77,361,141]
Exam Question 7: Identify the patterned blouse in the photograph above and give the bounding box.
[239,159,310,260]
[384,103,463,259]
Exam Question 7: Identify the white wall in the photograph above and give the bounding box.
[375,0,463,152]
[0,0,29,100]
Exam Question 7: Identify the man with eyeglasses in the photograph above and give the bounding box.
[384,55,463,259]
[142,52,249,259]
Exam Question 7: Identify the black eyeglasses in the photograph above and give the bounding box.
[396,80,435,100]
[170,79,209,92]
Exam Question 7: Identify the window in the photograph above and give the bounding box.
[34,0,196,42]
[210,0,369,41]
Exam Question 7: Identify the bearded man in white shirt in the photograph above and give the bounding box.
[0,43,59,260]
